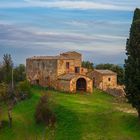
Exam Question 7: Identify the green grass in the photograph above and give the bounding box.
[0,87,140,140]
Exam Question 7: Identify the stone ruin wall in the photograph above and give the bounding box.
[57,59,75,76]
[26,59,58,88]
[102,75,117,90]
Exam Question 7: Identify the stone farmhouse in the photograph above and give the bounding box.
[26,51,120,95]
[87,69,117,91]
[26,51,93,93]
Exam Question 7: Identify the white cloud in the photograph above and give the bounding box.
[0,0,137,11]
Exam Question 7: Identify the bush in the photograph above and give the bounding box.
[35,93,56,128]
[16,80,31,100]
[0,106,2,129]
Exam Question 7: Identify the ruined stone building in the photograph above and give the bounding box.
[87,69,117,91]
[26,51,93,93]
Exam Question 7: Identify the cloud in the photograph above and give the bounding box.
[0,24,126,45]
[0,23,126,59]
[0,0,137,11]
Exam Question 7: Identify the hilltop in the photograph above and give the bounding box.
[0,87,140,140]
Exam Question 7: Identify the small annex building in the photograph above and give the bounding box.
[87,69,117,91]
[26,51,93,93]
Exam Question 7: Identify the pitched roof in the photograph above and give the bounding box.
[60,51,81,56]
[94,69,117,75]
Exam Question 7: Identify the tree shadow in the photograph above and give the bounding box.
[53,104,82,140]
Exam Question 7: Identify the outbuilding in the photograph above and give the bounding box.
[87,69,117,91]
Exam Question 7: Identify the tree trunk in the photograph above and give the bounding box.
[8,110,12,128]
[137,108,140,119]
[7,103,13,128]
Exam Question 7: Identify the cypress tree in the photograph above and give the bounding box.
[125,8,140,117]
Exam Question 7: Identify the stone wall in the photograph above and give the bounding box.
[87,70,102,89]
[87,70,117,90]
[26,52,93,93]
[57,59,75,76]
[26,59,58,87]
[70,75,93,93]
[60,52,82,68]
[57,79,70,92]
[102,75,117,90]
[106,86,125,97]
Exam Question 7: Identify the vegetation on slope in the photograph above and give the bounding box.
[0,87,140,140]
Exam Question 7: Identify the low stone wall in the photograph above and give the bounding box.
[106,86,125,97]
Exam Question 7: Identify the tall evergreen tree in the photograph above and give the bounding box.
[125,8,140,117]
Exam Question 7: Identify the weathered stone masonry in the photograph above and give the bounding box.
[26,51,93,93]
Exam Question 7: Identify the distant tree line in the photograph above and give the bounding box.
[95,63,124,85]
[82,61,124,85]
[0,54,26,83]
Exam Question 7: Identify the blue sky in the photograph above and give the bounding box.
[0,0,140,64]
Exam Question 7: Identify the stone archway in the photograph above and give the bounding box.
[76,78,87,92]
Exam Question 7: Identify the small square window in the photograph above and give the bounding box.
[108,78,111,81]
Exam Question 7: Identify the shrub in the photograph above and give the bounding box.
[35,93,56,128]
[16,80,31,100]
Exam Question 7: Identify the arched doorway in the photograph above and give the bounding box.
[76,78,87,91]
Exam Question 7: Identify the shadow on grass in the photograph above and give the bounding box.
[54,104,82,140]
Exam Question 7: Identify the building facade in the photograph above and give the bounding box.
[26,51,93,93]
[87,69,117,91]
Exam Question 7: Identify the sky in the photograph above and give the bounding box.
[0,0,140,65]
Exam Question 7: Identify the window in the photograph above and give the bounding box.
[108,78,111,81]
[66,62,70,69]
[75,67,80,73]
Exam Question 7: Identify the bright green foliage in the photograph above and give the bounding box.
[125,8,140,117]
[96,63,124,85]
[0,87,140,140]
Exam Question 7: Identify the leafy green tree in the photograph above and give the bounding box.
[14,64,26,82]
[2,54,13,84]
[96,63,124,85]
[82,61,94,70]
[125,8,140,118]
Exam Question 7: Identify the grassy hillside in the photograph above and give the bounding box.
[0,87,140,140]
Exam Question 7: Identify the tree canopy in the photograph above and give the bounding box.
[125,8,140,118]
[82,61,94,70]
